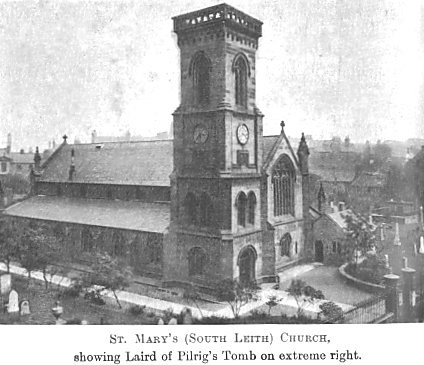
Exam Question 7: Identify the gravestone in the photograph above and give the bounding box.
[157,318,164,325]
[168,317,178,325]
[7,290,19,313]
[182,308,193,324]
[19,300,30,315]
[0,274,12,295]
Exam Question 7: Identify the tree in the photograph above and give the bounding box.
[344,214,375,266]
[216,279,258,319]
[0,218,21,272]
[183,284,204,318]
[287,279,325,316]
[81,252,133,309]
[265,295,281,316]
[18,223,58,287]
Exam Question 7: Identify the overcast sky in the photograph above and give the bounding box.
[0,0,423,151]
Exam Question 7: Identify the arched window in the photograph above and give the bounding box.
[272,155,296,216]
[236,192,247,227]
[188,247,206,276]
[190,52,211,105]
[81,227,93,252]
[280,233,292,257]
[247,191,256,225]
[184,192,198,225]
[199,193,213,227]
[234,54,249,107]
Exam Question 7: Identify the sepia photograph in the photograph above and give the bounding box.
[0,0,423,327]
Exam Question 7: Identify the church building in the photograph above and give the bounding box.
[4,3,311,290]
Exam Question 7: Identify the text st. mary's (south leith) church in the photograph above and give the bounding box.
[5,3,312,291]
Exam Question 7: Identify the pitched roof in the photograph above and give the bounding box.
[263,135,279,162]
[4,195,170,233]
[351,171,386,187]
[10,152,34,164]
[326,209,355,229]
[40,140,173,186]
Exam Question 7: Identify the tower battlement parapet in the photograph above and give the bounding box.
[173,3,262,39]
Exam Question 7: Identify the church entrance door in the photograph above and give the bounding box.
[315,240,324,262]
[238,246,257,286]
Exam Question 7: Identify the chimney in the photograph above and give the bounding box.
[52,139,56,149]
[91,130,97,143]
[380,225,385,241]
[393,222,401,246]
[420,206,423,227]
[34,146,41,171]
[20,148,24,154]
[338,201,346,211]
[329,201,335,213]
[68,148,75,181]
[6,133,11,154]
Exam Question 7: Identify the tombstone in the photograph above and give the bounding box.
[7,290,19,313]
[182,308,193,325]
[0,274,12,296]
[168,317,178,325]
[157,318,164,325]
[19,299,30,316]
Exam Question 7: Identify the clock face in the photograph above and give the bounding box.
[237,124,249,145]
[193,124,208,144]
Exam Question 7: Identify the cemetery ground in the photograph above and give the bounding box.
[0,273,159,325]
[0,262,363,324]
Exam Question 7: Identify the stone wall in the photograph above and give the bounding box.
[8,217,163,278]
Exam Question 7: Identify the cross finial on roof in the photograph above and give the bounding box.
[280,120,285,132]
[63,134,68,143]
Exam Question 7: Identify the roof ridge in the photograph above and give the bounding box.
[74,139,173,147]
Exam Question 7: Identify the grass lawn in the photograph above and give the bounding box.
[0,274,159,325]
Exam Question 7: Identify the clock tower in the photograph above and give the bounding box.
[163,3,276,288]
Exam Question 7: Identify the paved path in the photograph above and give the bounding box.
[278,264,374,305]
[1,262,367,319]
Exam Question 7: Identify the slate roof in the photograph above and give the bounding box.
[351,171,386,188]
[4,195,170,233]
[10,152,34,164]
[263,135,279,162]
[311,169,356,183]
[40,140,173,186]
[327,209,355,229]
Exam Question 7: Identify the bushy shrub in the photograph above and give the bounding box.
[128,305,146,316]
[60,282,83,298]
[193,314,323,325]
[84,289,106,305]
[346,254,388,285]
[319,301,344,322]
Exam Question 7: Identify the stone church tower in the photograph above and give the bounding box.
[163,4,276,289]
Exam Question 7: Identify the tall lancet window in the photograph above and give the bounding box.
[272,155,296,216]
[234,55,248,107]
[190,52,211,106]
